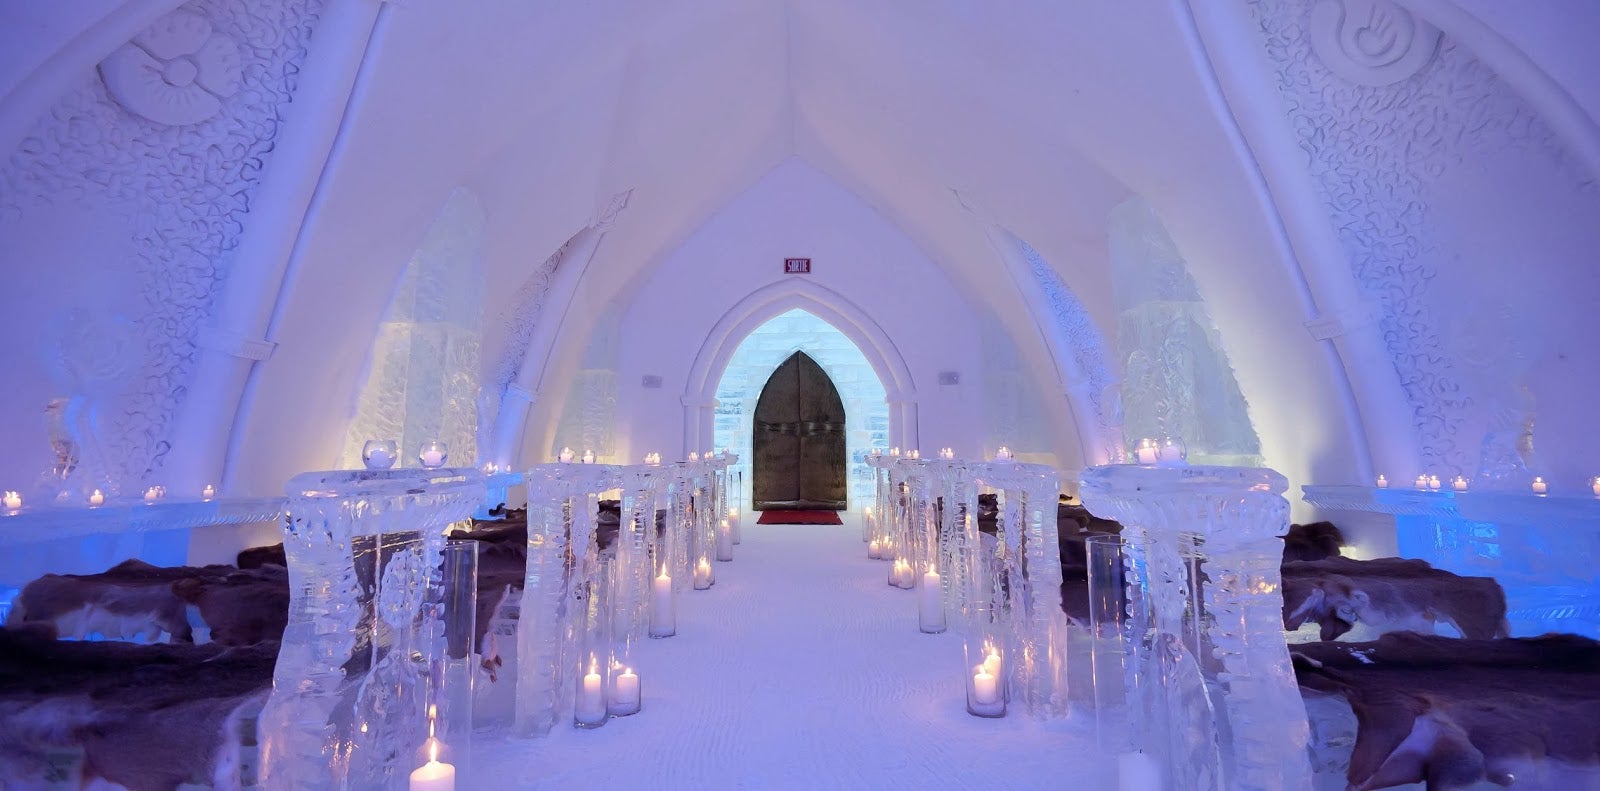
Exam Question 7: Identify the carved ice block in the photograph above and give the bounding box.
[972,462,1067,720]
[258,468,484,791]
[1080,464,1311,791]
[514,463,621,737]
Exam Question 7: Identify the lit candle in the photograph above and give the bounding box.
[144,486,162,504]
[689,452,699,462]
[1592,477,1600,497]
[1532,477,1548,495]
[409,741,455,791]
[576,660,606,725]
[983,648,1002,678]
[973,667,999,705]
[1452,476,1468,492]
[201,484,217,501]
[581,450,596,464]
[88,489,104,507]
[2,491,20,511]
[694,557,713,589]
[890,447,900,457]
[1117,751,1162,791]
[716,518,733,561]
[1158,439,1183,463]
[862,506,874,541]
[1375,475,1388,489]
[1134,440,1158,466]
[995,446,1013,462]
[650,571,675,637]
[420,447,445,467]
[558,447,575,463]
[1414,475,1428,490]
[1428,475,1441,491]
[868,539,881,560]
[918,567,944,632]
[613,667,641,712]
[909,449,920,459]
[729,506,742,544]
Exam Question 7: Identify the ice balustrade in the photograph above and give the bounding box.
[1301,485,1600,638]
[967,461,1068,720]
[1079,463,1311,791]
[257,467,486,791]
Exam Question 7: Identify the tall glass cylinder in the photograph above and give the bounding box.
[608,538,643,716]
[422,539,477,782]
[964,600,1007,717]
[716,518,733,562]
[574,553,611,729]
[1085,533,1131,752]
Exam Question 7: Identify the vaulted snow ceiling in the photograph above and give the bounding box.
[4,0,1599,515]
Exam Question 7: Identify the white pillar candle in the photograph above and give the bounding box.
[973,668,999,704]
[1375,475,1387,489]
[1117,751,1162,791]
[409,743,455,791]
[729,507,742,544]
[1428,475,1441,491]
[88,489,105,507]
[2,491,20,510]
[983,650,1002,678]
[1451,476,1468,492]
[918,569,944,632]
[613,667,641,711]
[1414,475,1428,489]
[1134,441,1158,465]
[716,519,733,561]
[694,558,713,589]
[650,572,675,636]
[868,539,881,559]
[421,449,444,467]
[1532,477,1547,494]
[201,484,216,501]
[581,450,595,464]
[577,665,606,725]
[558,447,574,463]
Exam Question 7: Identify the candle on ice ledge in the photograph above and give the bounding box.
[688,452,699,462]
[1532,477,1548,495]
[1375,475,1388,489]
[1134,439,1158,466]
[994,446,1014,463]
[88,489,104,507]
[576,658,607,726]
[1592,477,1600,497]
[2,491,20,511]
[143,487,161,504]
[201,484,217,501]
[1158,438,1183,463]
[650,570,675,637]
[409,740,455,791]
[939,447,954,460]
[1428,475,1441,491]
[1452,475,1469,492]
[918,566,944,632]
[890,447,900,457]
[558,447,575,463]
[1414,474,1428,490]
[581,449,596,464]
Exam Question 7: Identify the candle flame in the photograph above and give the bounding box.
[429,739,438,764]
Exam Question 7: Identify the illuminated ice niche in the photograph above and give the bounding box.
[713,309,889,511]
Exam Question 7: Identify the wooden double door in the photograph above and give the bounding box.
[752,352,847,511]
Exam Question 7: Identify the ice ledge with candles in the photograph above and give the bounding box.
[1302,483,1600,637]
[1080,462,1312,791]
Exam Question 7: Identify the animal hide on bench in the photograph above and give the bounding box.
[1283,557,1508,641]
[0,627,275,790]
[1294,633,1600,790]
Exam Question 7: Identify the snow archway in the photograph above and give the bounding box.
[713,309,889,511]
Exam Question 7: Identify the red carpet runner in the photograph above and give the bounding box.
[756,509,843,525]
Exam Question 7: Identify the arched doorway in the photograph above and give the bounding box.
[752,351,847,510]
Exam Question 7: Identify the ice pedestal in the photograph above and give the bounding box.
[1301,485,1600,637]
[1080,464,1311,791]
[257,467,485,791]
[514,463,621,737]
[971,462,1068,720]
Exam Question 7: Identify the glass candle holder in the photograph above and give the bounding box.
[420,539,478,783]
[693,555,714,590]
[1157,436,1186,465]
[418,441,449,469]
[1134,438,1159,466]
[963,618,1006,718]
[362,439,399,470]
[716,518,733,562]
[574,557,612,729]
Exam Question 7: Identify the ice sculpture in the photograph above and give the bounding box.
[258,467,485,790]
[515,463,620,737]
[970,461,1069,720]
[1080,464,1312,791]
[1302,484,1600,637]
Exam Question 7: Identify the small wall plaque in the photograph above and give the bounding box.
[641,375,663,389]
[784,257,811,274]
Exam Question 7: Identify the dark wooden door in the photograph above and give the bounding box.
[752,352,847,510]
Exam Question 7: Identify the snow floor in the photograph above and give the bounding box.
[473,516,1113,790]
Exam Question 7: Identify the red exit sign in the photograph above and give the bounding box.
[784,257,811,274]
